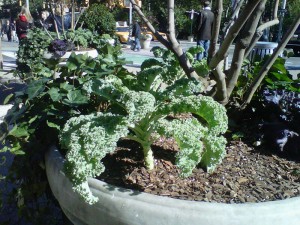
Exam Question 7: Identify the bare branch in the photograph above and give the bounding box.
[168,0,178,45]
[242,14,300,107]
[245,0,280,58]
[129,0,170,47]
[222,0,245,35]
[208,0,223,60]
[130,0,209,85]
[226,0,267,97]
[209,0,261,69]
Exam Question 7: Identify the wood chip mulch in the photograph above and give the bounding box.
[99,138,300,203]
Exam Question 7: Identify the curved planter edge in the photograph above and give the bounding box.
[61,49,98,59]
[45,146,300,225]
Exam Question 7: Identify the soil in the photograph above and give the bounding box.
[99,137,300,203]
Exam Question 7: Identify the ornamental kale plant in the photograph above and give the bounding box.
[48,39,69,57]
[16,27,114,81]
[59,52,228,204]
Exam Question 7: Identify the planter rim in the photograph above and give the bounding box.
[61,49,98,59]
[45,146,300,225]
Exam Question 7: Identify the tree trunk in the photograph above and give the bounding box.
[208,0,223,61]
[226,0,267,97]
[209,0,261,101]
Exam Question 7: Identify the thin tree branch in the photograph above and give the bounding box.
[130,0,209,85]
[226,0,267,97]
[245,0,279,58]
[209,0,261,69]
[129,0,171,48]
[222,0,245,35]
[208,0,223,60]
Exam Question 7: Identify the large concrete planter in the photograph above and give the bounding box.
[60,49,98,59]
[45,146,300,225]
[43,49,98,61]
[141,39,151,49]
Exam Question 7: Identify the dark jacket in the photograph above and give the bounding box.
[16,15,30,40]
[10,23,16,31]
[49,14,71,33]
[2,23,11,34]
[196,8,214,40]
[132,22,141,39]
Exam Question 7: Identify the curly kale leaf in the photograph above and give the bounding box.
[157,95,228,135]
[155,118,206,177]
[155,95,228,176]
[201,134,227,173]
[60,112,129,204]
[159,78,203,100]
[84,75,156,123]
[136,66,164,92]
[142,47,185,85]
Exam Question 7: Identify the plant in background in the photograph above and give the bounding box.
[64,28,95,50]
[79,3,116,36]
[145,46,208,84]
[48,38,69,57]
[16,27,53,80]
[16,27,117,81]
[229,56,300,108]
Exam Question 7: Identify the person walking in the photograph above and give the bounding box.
[195,1,214,60]
[16,6,33,41]
[10,20,17,42]
[2,20,12,42]
[132,20,141,52]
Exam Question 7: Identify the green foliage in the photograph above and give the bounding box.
[230,56,300,107]
[1,42,125,211]
[264,57,300,92]
[147,46,209,84]
[3,38,227,205]
[16,28,53,80]
[16,27,117,82]
[79,3,116,35]
[64,28,95,49]
[60,113,129,204]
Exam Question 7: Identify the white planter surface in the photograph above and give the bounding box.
[141,40,151,49]
[45,146,300,225]
[0,104,13,123]
[61,49,98,59]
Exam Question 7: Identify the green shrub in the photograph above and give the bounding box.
[16,27,118,81]
[16,28,53,80]
[79,3,116,35]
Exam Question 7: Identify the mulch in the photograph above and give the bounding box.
[99,137,300,203]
